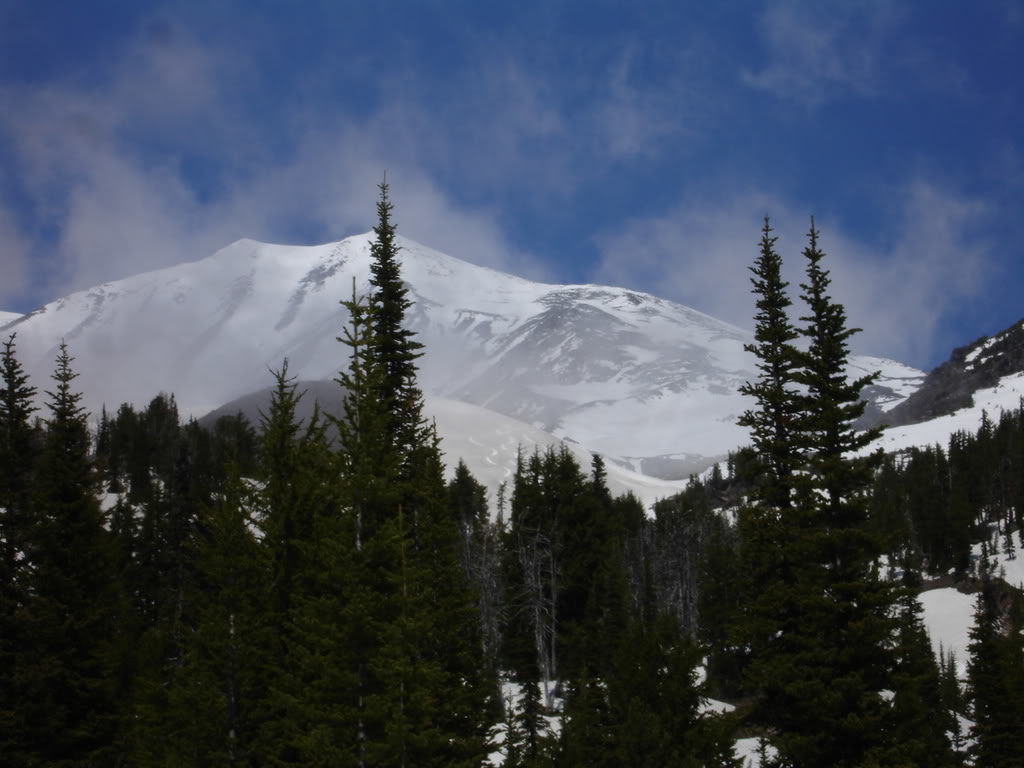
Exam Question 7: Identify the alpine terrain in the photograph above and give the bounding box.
[0,233,924,489]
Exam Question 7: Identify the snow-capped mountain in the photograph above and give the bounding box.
[0,311,21,326]
[0,233,923,479]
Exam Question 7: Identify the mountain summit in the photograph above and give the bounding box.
[0,233,923,477]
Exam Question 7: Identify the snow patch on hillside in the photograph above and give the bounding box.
[918,530,1024,680]
[918,588,976,677]
[735,737,778,767]
[867,371,1024,455]
[851,355,927,411]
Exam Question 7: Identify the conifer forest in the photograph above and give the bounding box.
[2,188,1023,767]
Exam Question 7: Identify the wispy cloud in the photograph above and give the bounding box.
[592,180,992,367]
[0,18,558,308]
[593,46,692,159]
[741,1,904,105]
[0,205,31,309]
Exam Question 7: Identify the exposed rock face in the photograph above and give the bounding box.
[881,319,1024,427]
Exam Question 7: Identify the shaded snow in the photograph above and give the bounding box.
[488,681,563,766]
[734,737,777,767]
[99,492,122,513]
[918,588,976,677]
[425,397,687,513]
[974,528,1024,589]
[964,331,1005,370]
[849,355,927,411]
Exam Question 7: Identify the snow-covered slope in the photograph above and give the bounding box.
[427,398,688,509]
[201,379,689,510]
[4,233,923,476]
[884,317,1024,427]
[866,370,1024,455]
[0,310,22,328]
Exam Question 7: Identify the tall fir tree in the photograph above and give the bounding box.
[737,218,802,512]
[281,185,495,766]
[967,582,1024,768]
[733,219,805,739]
[372,182,494,762]
[366,178,425,467]
[136,463,272,767]
[16,341,117,767]
[258,361,321,624]
[737,221,925,766]
[771,221,898,766]
[0,333,38,761]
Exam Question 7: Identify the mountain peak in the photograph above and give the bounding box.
[6,232,925,480]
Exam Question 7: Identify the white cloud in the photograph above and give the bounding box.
[0,19,552,307]
[592,181,992,367]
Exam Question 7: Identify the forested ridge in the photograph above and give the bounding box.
[1,194,1022,767]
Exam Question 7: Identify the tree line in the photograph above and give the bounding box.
[2,198,1022,767]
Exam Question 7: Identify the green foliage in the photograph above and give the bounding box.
[738,218,802,512]
[734,221,940,767]
[366,178,425,466]
[16,342,118,767]
[0,334,38,760]
[16,203,1024,768]
[140,465,272,766]
[967,583,1024,768]
[880,590,957,767]
[606,613,740,768]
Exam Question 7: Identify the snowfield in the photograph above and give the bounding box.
[425,397,689,511]
[0,310,22,328]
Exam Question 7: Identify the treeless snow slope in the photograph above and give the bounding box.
[425,397,688,512]
[0,311,22,328]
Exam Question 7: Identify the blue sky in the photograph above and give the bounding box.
[1,0,1022,368]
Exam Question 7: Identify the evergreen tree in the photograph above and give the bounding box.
[606,612,739,768]
[365,182,495,761]
[738,221,908,766]
[366,178,424,466]
[138,464,271,767]
[558,668,613,768]
[0,333,38,761]
[967,583,1024,768]
[283,186,495,766]
[769,221,895,766]
[16,341,117,767]
[447,459,503,674]
[882,589,956,767]
[733,219,805,741]
[737,218,802,512]
[258,361,318,624]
